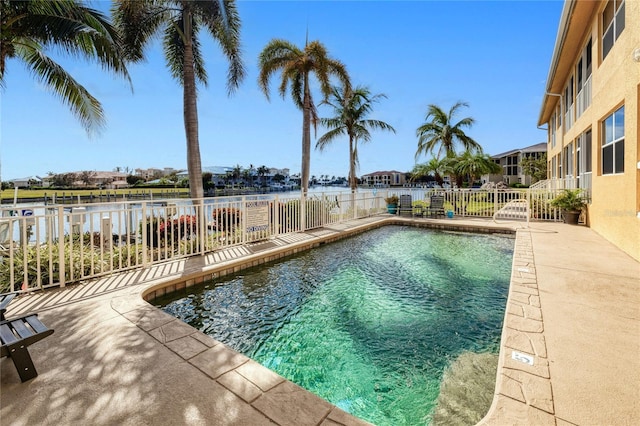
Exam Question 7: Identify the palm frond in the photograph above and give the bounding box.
[20,41,103,134]
[196,0,245,94]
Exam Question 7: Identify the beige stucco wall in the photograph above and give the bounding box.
[545,0,640,261]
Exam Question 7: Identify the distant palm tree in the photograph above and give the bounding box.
[258,39,350,196]
[1,0,131,134]
[318,85,395,192]
[113,0,245,200]
[453,151,501,186]
[415,102,482,160]
[257,165,269,187]
[232,164,242,185]
[411,157,451,186]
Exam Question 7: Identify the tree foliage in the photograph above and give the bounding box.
[1,0,131,134]
[520,153,547,183]
[112,0,245,199]
[258,39,350,196]
[416,102,481,160]
[318,85,395,192]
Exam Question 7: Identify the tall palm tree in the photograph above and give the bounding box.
[1,0,131,134]
[258,39,350,197]
[317,85,395,192]
[112,0,245,200]
[415,101,482,160]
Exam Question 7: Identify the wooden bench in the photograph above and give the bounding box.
[1,314,54,382]
[0,293,16,321]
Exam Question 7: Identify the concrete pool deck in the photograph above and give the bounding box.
[1,216,639,425]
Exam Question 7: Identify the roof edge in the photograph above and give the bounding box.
[538,0,576,126]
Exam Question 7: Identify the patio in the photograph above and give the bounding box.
[1,216,638,425]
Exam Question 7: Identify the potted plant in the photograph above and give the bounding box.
[550,189,586,225]
[384,194,399,214]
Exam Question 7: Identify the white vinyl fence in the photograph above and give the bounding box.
[0,188,576,293]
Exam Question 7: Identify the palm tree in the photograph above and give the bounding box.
[452,151,501,186]
[257,165,269,187]
[1,0,131,134]
[112,0,245,200]
[410,157,451,186]
[231,164,242,186]
[415,102,482,160]
[258,39,350,197]
[317,85,395,192]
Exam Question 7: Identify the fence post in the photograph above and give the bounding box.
[493,188,498,216]
[141,202,148,267]
[198,200,206,256]
[57,205,66,288]
[526,189,531,227]
[241,196,247,245]
[273,195,280,237]
[352,190,357,220]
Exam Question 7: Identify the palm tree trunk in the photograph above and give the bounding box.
[182,9,203,201]
[349,136,356,192]
[300,73,312,231]
[301,73,311,197]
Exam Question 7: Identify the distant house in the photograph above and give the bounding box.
[361,171,406,187]
[134,167,180,181]
[9,176,42,188]
[488,143,547,186]
[69,171,129,189]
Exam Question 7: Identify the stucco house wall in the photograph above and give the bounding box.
[539,0,639,260]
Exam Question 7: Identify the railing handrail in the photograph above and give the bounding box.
[1,188,569,294]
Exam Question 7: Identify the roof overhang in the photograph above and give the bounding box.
[538,0,599,126]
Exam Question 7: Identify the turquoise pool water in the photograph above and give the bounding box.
[157,226,513,425]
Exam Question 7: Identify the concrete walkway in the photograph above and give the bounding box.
[1,217,639,425]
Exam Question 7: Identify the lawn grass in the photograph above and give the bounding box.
[1,187,189,202]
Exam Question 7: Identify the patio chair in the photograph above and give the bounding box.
[398,194,413,216]
[425,195,445,218]
[1,313,54,382]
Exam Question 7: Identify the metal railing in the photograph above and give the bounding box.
[576,76,592,118]
[1,188,569,293]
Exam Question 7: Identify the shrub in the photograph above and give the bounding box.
[142,215,198,248]
[211,208,241,232]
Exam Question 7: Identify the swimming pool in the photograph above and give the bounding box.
[156,225,513,425]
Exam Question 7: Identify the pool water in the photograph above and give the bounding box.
[157,226,513,425]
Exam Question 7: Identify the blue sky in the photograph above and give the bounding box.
[1,0,563,181]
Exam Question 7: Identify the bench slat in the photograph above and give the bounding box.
[25,315,48,334]
[10,318,35,340]
[0,322,17,345]
[0,293,16,309]
[0,293,16,320]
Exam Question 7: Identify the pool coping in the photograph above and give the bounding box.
[138,216,530,425]
[1,216,559,425]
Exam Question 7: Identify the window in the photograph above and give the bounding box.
[551,155,557,179]
[576,38,592,117]
[584,130,592,174]
[602,0,625,59]
[564,76,574,131]
[564,142,574,177]
[602,106,624,174]
[550,114,557,148]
